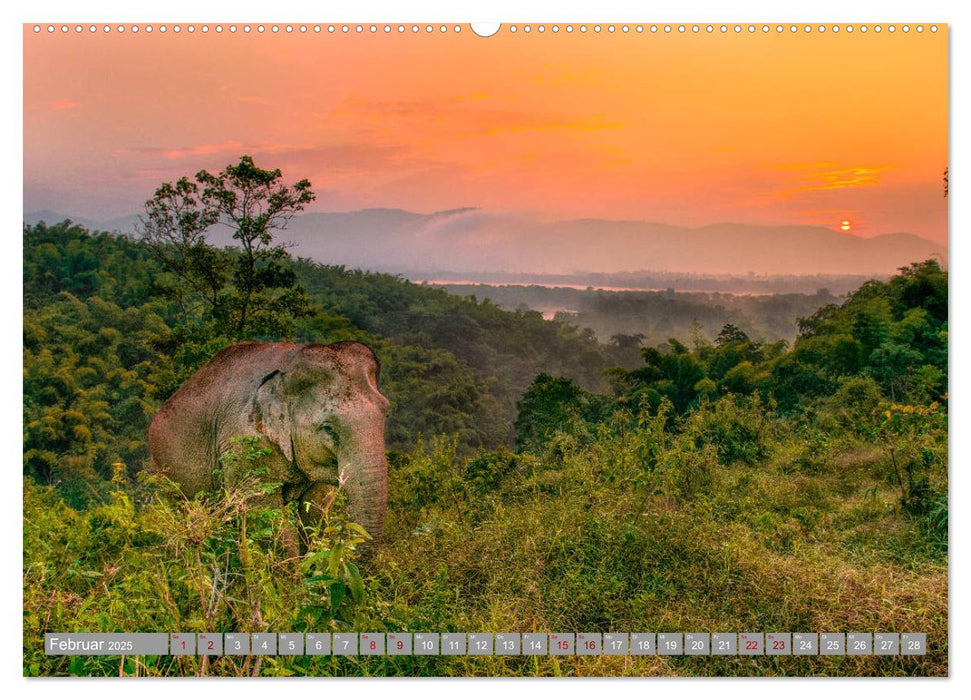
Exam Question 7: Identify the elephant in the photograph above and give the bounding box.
[148,340,390,549]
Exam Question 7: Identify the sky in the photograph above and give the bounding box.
[23,24,948,243]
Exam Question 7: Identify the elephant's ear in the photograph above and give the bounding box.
[252,369,294,463]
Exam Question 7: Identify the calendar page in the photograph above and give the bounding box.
[22,20,948,678]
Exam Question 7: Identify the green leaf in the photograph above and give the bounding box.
[293,606,329,632]
[328,581,345,614]
[345,522,371,539]
[345,563,365,602]
[305,574,336,589]
[327,544,342,578]
[299,549,330,573]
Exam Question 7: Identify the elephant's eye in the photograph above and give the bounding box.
[318,422,339,444]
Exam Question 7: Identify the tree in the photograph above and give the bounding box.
[139,155,315,340]
[715,323,750,347]
[707,323,764,382]
[610,332,646,350]
[887,260,947,326]
[628,342,707,413]
[514,374,589,451]
[869,342,922,402]
[606,332,647,368]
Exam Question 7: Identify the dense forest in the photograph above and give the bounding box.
[23,214,947,676]
[23,220,606,493]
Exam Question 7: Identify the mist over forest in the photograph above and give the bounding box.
[426,283,842,347]
[24,207,945,279]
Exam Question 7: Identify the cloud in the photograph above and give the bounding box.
[774,162,893,194]
[117,141,247,161]
[235,95,268,105]
[50,99,80,111]
[160,141,247,160]
[794,208,861,217]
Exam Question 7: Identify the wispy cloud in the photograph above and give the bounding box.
[795,208,861,217]
[774,162,893,194]
[161,141,246,160]
[116,141,247,160]
[50,99,80,111]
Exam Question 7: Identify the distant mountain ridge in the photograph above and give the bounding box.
[24,208,945,277]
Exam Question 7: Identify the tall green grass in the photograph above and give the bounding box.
[24,396,946,677]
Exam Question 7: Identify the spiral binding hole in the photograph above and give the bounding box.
[28,23,946,36]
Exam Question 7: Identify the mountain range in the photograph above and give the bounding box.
[24,208,946,277]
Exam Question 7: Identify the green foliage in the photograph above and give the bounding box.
[788,260,947,406]
[24,448,373,677]
[23,292,175,498]
[292,259,610,441]
[387,436,465,521]
[515,374,609,452]
[682,394,773,467]
[463,447,520,494]
[23,219,608,473]
[369,402,944,677]
[879,401,948,534]
[382,343,507,453]
[815,376,886,437]
[607,262,947,414]
[624,341,707,413]
[139,155,315,341]
[24,221,157,309]
[23,210,947,676]
[297,493,372,630]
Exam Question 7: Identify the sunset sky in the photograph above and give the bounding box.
[23,24,948,243]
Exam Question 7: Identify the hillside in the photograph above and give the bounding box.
[22,221,948,677]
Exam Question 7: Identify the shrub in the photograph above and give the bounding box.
[683,394,773,467]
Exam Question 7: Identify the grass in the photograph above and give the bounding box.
[23,399,947,677]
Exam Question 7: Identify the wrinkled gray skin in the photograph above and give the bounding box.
[148,341,390,548]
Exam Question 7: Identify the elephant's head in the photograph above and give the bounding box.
[253,341,391,543]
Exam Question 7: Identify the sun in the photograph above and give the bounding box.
[839,220,852,232]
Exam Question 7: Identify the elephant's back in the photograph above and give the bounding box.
[163,342,292,405]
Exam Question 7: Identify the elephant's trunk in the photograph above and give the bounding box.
[339,439,388,550]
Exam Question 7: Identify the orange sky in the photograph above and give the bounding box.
[23,24,948,243]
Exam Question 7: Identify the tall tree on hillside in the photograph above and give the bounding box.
[139,155,315,340]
